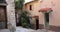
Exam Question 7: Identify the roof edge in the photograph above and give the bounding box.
[24,0,38,4]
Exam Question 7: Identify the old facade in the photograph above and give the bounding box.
[24,0,60,32]
[24,0,40,29]
[0,0,7,29]
[0,0,16,32]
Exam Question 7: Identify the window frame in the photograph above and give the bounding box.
[29,5,32,11]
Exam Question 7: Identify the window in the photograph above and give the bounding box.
[29,5,32,10]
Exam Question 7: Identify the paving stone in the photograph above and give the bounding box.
[0,29,10,32]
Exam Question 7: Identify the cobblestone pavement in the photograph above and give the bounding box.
[0,29,10,32]
[16,27,43,32]
[0,27,55,32]
[16,27,55,32]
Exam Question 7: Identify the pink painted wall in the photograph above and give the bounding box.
[39,0,60,26]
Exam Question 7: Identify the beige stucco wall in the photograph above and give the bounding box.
[25,0,45,25]
[25,1,41,25]
[25,1,40,16]
[25,0,60,27]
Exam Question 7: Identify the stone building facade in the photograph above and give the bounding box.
[0,0,16,32]
[6,0,16,28]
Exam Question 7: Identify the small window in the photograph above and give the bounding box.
[29,5,32,10]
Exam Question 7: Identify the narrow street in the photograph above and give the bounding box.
[0,27,42,32]
[0,29,10,32]
[0,0,60,32]
[0,27,55,32]
[16,27,55,32]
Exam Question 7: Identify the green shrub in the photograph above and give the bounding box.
[19,11,33,29]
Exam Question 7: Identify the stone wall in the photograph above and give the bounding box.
[6,0,16,32]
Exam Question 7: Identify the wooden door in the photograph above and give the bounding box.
[0,6,7,29]
[36,18,39,30]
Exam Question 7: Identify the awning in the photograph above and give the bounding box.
[39,8,52,12]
